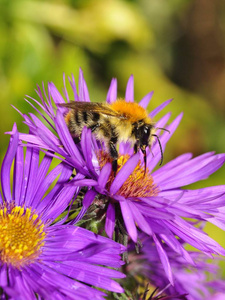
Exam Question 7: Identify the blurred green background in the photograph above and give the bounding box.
[0,0,225,247]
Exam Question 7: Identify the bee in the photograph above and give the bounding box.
[60,99,166,173]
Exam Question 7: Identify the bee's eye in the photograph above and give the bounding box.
[142,126,150,145]
[144,126,149,134]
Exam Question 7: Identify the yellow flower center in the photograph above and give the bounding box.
[0,205,46,268]
[98,152,159,198]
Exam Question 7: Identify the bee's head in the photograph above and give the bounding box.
[140,124,169,173]
[140,124,155,174]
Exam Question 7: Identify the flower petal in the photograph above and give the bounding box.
[110,153,140,194]
[79,68,90,101]
[106,78,117,103]
[149,98,173,118]
[105,202,116,238]
[139,91,154,109]
[72,189,97,224]
[153,234,174,285]
[125,75,134,102]
[120,199,137,242]
[1,124,19,202]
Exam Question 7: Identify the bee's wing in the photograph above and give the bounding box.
[60,101,127,119]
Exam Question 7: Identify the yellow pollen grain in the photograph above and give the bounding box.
[0,205,46,268]
[98,151,159,198]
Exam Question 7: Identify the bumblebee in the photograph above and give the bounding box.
[61,99,165,173]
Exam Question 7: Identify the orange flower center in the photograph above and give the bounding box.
[0,205,46,268]
[98,151,159,198]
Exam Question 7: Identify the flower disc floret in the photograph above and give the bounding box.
[98,151,159,198]
[0,205,46,268]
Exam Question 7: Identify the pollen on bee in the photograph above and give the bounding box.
[98,151,159,198]
[65,111,72,125]
[110,99,149,123]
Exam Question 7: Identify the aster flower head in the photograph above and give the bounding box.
[127,235,225,300]
[14,69,225,284]
[0,125,125,299]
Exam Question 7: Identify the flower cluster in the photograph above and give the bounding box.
[1,68,225,299]
[127,234,224,300]
[0,124,125,299]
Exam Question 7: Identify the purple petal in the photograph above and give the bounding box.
[79,68,90,101]
[166,218,225,256]
[49,82,65,106]
[46,261,124,293]
[120,199,137,242]
[119,141,133,155]
[43,185,80,222]
[106,78,117,103]
[29,113,61,147]
[148,113,183,172]
[28,163,65,207]
[62,72,70,101]
[98,163,112,190]
[149,99,173,118]
[17,133,51,150]
[32,154,53,196]
[72,189,97,224]
[22,147,40,207]
[105,202,116,238]
[153,153,193,178]
[125,75,134,102]
[68,73,79,102]
[80,128,97,176]
[19,145,33,206]
[110,153,140,194]
[154,112,172,132]
[25,98,55,131]
[13,146,24,205]
[154,152,214,184]
[153,234,174,285]
[129,201,153,236]
[139,91,154,109]
[37,164,74,218]
[70,179,98,187]
[55,110,84,164]
[1,124,19,202]
[134,202,173,220]
[158,154,225,190]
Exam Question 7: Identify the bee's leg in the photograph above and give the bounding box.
[73,137,80,144]
[109,142,118,174]
[88,123,100,132]
[141,145,147,174]
[132,123,141,154]
[134,141,140,153]
[108,126,118,175]
[112,160,118,175]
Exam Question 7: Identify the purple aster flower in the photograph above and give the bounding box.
[127,235,225,300]
[0,125,125,299]
[13,69,225,284]
[82,138,225,284]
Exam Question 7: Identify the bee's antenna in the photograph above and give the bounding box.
[152,134,163,166]
[156,127,170,134]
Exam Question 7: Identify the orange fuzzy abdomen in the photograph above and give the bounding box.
[110,100,148,122]
[65,111,72,125]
